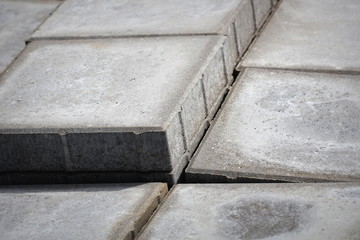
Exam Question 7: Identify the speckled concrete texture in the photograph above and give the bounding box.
[0,0,59,75]
[139,183,360,240]
[241,0,360,71]
[32,0,251,38]
[252,0,272,28]
[187,68,360,182]
[0,183,168,240]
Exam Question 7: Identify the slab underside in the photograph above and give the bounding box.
[139,183,360,240]
[0,0,59,75]
[240,0,360,71]
[0,183,168,240]
[0,36,230,183]
[187,68,360,182]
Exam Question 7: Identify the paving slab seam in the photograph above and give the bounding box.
[123,184,169,240]
[185,168,344,184]
[27,0,245,43]
[26,0,64,42]
[135,183,178,240]
[180,3,280,183]
[236,0,282,68]
[0,0,61,77]
[237,66,360,76]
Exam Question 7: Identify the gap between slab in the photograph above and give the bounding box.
[178,1,281,184]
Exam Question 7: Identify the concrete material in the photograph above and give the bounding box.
[0,183,168,240]
[0,0,59,75]
[252,0,272,28]
[234,0,256,55]
[187,68,360,182]
[32,0,252,38]
[0,36,226,180]
[271,0,279,7]
[139,183,360,240]
[241,0,360,72]
[32,0,258,76]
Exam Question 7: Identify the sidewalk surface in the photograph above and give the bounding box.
[0,0,359,239]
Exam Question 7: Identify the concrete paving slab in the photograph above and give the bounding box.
[32,0,253,39]
[0,183,168,240]
[187,68,360,182]
[32,0,257,78]
[0,36,227,181]
[252,0,272,28]
[0,0,59,75]
[139,183,360,240]
[241,0,360,72]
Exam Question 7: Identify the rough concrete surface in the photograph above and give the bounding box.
[0,183,168,240]
[33,0,249,38]
[187,68,360,182]
[0,36,226,176]
[0,0,59,75]
[252,0,272,28]
[139,183,360,240]
[32,0,258,75]
[241,0,360,71]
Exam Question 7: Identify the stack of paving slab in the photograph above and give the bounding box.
[1,1,360,240]
[0,0,275,185]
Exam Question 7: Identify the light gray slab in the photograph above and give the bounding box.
[0,0,59,75]
[139,183,360,240]
[187,68,360,182]
[0,183,168,240]
[241,0,360,71]
[33,0,249,38]
[0,36,226,176]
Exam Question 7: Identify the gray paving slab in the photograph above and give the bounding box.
[0,183,168,240]
[0,0,59,75]
[139,183,360,240]
[187,68,360,182]
[241,0,360,72]
[0,36,227,181]
[32,0,257,79]
[252,0,272,28]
